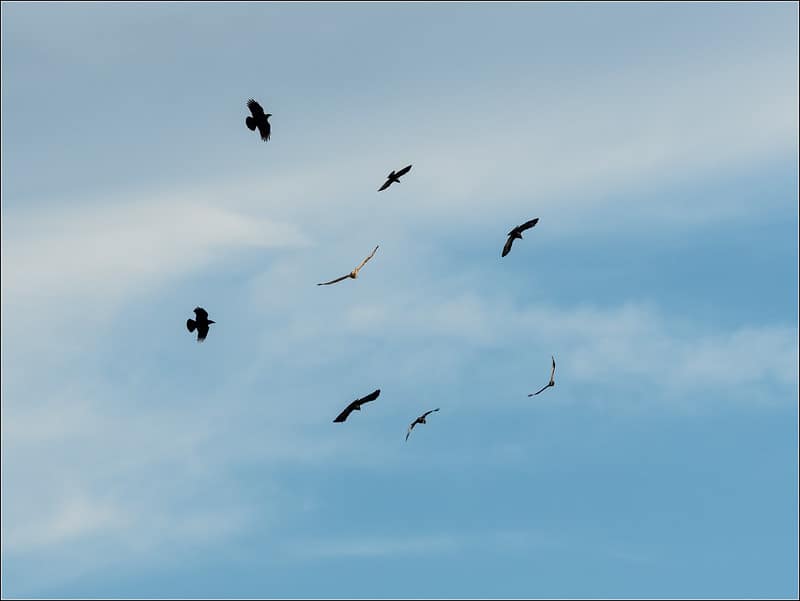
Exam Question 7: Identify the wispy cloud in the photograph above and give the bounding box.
[285,529,629,563]
[243,274,799,407]
[2,489,125,553]
[287,534,462,560]
[1,196,309,309]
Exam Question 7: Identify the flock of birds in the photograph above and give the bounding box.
[185,98,557,442]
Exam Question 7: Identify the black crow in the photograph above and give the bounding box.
[246,98,272,142]
[502,218,539,257]
[186,307,215,342]
[378,164,412,191]
[333,389,381,423]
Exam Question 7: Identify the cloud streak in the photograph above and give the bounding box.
[1,197,309,307]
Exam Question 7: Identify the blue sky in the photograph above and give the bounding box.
[1,2,798,598]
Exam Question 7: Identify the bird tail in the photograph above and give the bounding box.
[186,319,196,333]
[246,116,257,131]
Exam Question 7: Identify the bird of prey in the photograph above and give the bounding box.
[501,218,539,257]
[317,245,379,286]
[186,307,215,342]
[378,164,412,191]
[405,408,440,441]
[245,98,272,141]
[529,356,556,396]
[333,389,381,423]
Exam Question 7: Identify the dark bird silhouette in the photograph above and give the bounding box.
[378,164,412,191]
[317,245,379,286]
[186,307,215,342]
[245,98,272,141]
[333,389,381,423]
[406,408,440,441]
[529,356,556,396]
[501,218,539,257]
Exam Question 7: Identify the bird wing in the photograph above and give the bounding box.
[355,245,379,271]
[247,98,265,118]
[406,421,417,441]
[518,218,540,232]
[394,164,412,178]
[422,408,440,419]
[501,235,515,257]
[317,274,350,286]
[196,323,210,342]
[257,120,271,142]
[378,178,393,192]
[529,383,549,396]
[333,400,358,423]
[356,388,381,405]
[194,307,209,320]
[550,356,556,382]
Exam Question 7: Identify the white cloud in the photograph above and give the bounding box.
[285,529,574,561]
[252,281,798,407]
[1,197,309,308]
[2,46,795,335]
[207,45,798,234]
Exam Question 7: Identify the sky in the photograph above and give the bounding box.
[1,2,798,598]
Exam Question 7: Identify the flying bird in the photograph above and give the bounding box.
[333,389,381,423]
[501,218,539,257]
[317,245,379,286]
[245,98,272,141]
[186,307,215,342]
[405,408,440,441]
[529,356,556,396]
[378,164,412,191]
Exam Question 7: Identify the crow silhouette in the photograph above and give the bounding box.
[245,98,272,141]
[186,307,215,342]
[378,164,412,191]
[502,218,539,257]
[333,389,381,423]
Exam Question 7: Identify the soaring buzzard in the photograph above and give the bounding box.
[317,245,379,286]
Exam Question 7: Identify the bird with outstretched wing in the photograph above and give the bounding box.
[186,306,215,342]
[333,389,381,423]
[502,218,539,257]
[317,245,379,286]
[529,356,556,396]
[378,164,413,191]
[245,98,272,142]
[406,408,440,441]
